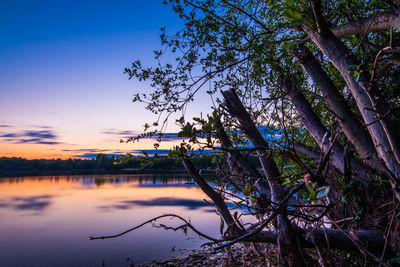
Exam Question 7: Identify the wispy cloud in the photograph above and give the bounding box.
[102,129,139,138]
[132,149,170,154]
[63,148,128,159]
[157,133,185,142]
[102,129,186,142]
[61,148,112,159]
[62,148,109,152]
[69,148,214,159]
[68,149,171,159]
[29,125,53,129]
[0,129,62,145]
[72,153,102,159]
[0,125,11,128]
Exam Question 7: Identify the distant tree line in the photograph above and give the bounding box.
[0,153,224,177]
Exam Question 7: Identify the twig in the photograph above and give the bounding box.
[214,182,304,250]
[89,214,221,242]
[379,202,399,267]
[330,220,389,267]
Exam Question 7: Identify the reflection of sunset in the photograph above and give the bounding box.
[0,175,220,266]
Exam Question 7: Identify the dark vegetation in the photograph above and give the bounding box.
[92,0,400,266]
[0,154,218,177]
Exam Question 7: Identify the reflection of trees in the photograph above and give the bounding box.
[0,174,196,188]
[94,178,106,187]
[0,155,216,176]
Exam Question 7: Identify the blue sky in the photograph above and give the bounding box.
[0,0,213,158]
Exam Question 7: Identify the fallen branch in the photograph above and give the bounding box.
[214,182,304,250]
[89,213,221,242]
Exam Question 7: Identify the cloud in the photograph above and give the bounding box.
[102,129,187,142]
[0,133,18,138]
[29,125,53,129]
[24,130,57,139]
[61,148,125,159]
[62,148,109,152]
[0,128,62,145]
[72,153,99,159]
[130,149,170,155]
[69,148,215,159]
[67,149,171,159]
[0,125,11,128]
[73,153,126,159]
[102,129,139,138]
[157,133,185,142]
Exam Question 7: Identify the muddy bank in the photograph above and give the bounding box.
[137,243,276,267]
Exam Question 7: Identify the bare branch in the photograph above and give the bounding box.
[90,214,221,242]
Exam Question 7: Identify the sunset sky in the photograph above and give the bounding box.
[0,0,212,159]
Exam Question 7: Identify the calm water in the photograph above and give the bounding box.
[0,174,221,267]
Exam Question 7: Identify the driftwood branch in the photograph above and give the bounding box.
[89,214,221,242]
[214,182,304,250]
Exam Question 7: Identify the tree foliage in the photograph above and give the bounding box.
[126,0,400,265]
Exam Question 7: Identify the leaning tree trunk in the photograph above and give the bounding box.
[280,82,371,182]
[221,89,305,266]
[303,2,400,201]
[182,158,242,237]
[292,43,385,173]
[214,117,270,196]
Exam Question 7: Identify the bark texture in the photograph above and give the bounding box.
[214,118,270,196]
[182,158,242,236]
[281,82,371,181]
[332,10,400,38]
[222,89,305,266]
[293,44,384,173]
[248,229,393,257]
[303,4,400,201]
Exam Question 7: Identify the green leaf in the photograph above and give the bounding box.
[291,10,302,20]
[283,164,294,169]
[309,190,316,201]
[178,122,194,137]
[317,186,330,199]
[285,0,294,7]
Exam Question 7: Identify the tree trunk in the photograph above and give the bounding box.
[302,15,400,200]
[214,118,270,196]
[332,10,400,38]
[247,229,393,257]
[222,89,305,266]
[293,44,384,173]
[182,158,242,236]
[281,82,371,182]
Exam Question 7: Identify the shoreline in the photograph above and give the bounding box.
[137,243,274,267]
[0,168,217,178]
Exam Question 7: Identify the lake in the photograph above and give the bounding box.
[0,174,221,267]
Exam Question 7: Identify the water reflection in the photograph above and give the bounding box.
[5,195,54,211]
[136,183,197,188]
[0,174,220,267]
[0,174,203,187]
[99,197,213,211]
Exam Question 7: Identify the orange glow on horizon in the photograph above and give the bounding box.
[0,137,184,159]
